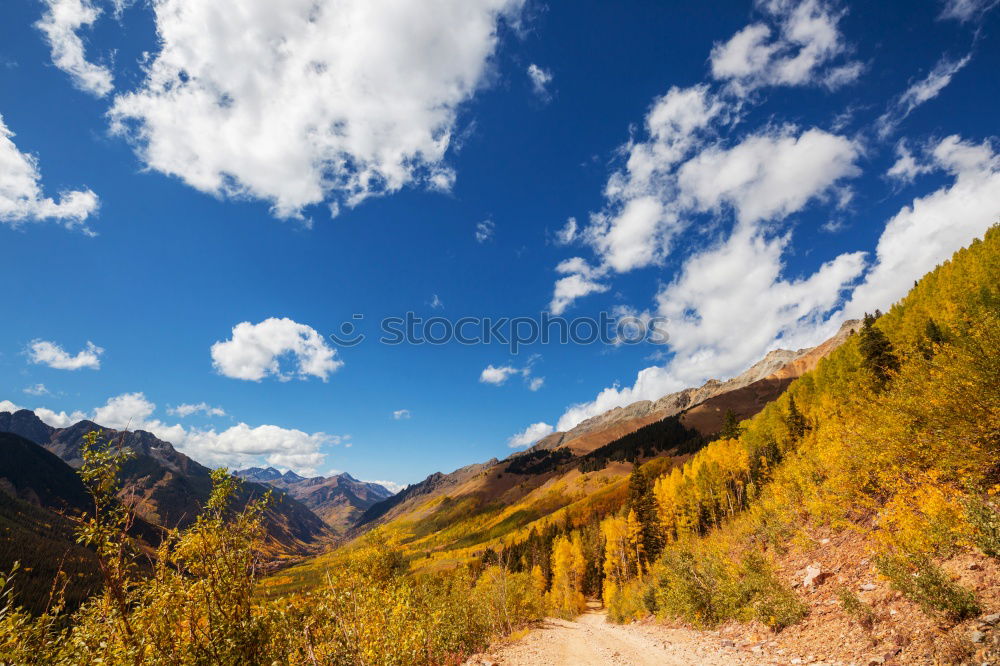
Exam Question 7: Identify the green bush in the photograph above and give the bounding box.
[836,586,875,630]
[647,546,804,630]
[875,553,979,622]
[964,495,1000,558]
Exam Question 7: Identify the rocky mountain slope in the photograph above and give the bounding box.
[235,467,393,534]
[0,410,330,553]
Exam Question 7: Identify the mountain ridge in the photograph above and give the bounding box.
[0,410,330,553]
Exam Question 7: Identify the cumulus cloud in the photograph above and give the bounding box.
[35,0,114,96]
[479,364,521,385]
[392,409,411,420]
[23,384,50,396]
[527,63,553,99]
[528,377,545,391]
[676,127,861,224]
[0,114,100,231]
[550,119,860,313]
[845,135,1000,317]
[27,391,341,475]
[28,339,103,370]
[0,400,23,413]
[211,317,343,382]
[553,134,1000,432]
[709,0,861,95]
[430,294,445,310]
[877,54,971,137]
[168,402,226,418]
[475,219,495,243]
[108,0,525,219]
[507,421,554,448]
[549,257,610,314]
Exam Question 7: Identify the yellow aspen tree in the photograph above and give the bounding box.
[626,508,644,578]
[530,564,547,597]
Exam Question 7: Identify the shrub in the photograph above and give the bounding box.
[964,494,1000,558]
[875,553,979,622]
[836,586,875,630]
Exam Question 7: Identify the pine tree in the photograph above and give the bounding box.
[626,463,664,564]
[785,396,807,441]
[859,312,900,387]
[720,409,743,439]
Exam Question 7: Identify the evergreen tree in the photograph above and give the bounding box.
[785,396,807,441]
[720,409,743,440]
[626,463,664,563]
[920,318,947,359]
[859,312,900,387]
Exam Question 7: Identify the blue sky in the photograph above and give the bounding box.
[1,0,998,489]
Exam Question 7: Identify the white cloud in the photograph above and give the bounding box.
[554,224,865,431]
[28,340,103,370]
[365,479,405,494]
[108,0,525,219]
[553,217,578,245]
[35,0,114,96]
[392,409,411,420]
[211,317,342,382]
[549,257,610,314]
[845,135,1000,317]
[0,400,23,413]
[507,421,554,448]
[877,54,971,137]
[480,356,542,389]
[27,391,339,475]
[939,0,999,21]
[168,402,226,418]
[430,294,444,310]
[182,423,334,473]
[527,63,553,99]
[23,384,50,396]
[479,364,521,385]
[33,407,87,428]
[475,219,495,243]
[550,121,860,313]
[0,114,100,231]
[887,141,933,183]
[709,0,861,95]
[553,135,1000,433]
[676,127,861,224]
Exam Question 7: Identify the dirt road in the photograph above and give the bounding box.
[478,604,767,666]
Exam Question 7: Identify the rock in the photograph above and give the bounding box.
[791,659,803,664]
[970,630,986,644]
[981,613,1000,625]
[803,563,830,588]
[860,583,877,591]
[968,562,983,571]
[721,639,736,648]
[820,538,831,545]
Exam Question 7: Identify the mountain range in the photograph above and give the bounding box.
[235,467,393,534]
[2,317,859,604]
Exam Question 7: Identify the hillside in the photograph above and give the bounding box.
[264,227,1000,664]
[267,317,860,593]
[0,411,330,554]
[235,467,393,534]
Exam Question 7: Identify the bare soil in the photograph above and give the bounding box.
[467,602,769,665]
